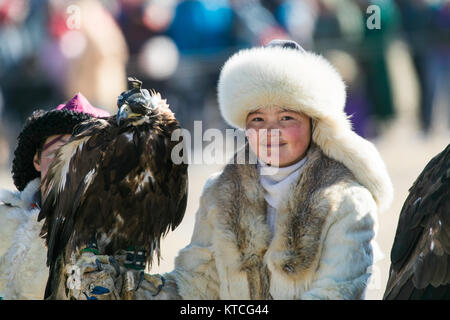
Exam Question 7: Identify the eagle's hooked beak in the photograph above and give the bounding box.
[117,104,142,125]
[117,104,129,125]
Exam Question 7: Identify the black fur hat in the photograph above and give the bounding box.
[11,93,109,191]
[11,109,92,191]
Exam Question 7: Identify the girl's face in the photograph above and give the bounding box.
[245,107,311,167]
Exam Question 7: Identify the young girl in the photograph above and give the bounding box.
[75,40,393,300]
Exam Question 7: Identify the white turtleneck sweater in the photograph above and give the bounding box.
[258,157,307,237]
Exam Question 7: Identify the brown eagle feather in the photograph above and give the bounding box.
[38,91,188,299]
[384,144,450,299]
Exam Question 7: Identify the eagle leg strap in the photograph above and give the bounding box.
[81,235,99,255]
[124,246,146,270]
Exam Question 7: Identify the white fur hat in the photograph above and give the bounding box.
[217,40,393,212]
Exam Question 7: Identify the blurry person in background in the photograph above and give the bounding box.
[326,50,375,138]
[0,94,109,300]
[226,0,289,46]
[354,0,400,129]
[116,0,175,58]
[312,0,343,43]
[271,0,318,50]
[0,0,64,165]
[164,0,291,132]
[395,0,450,133]
[168,0,236,54]
[46,0,129,114]
[0,0,129,164]
[164,0,238,131]
[114,0,181,126]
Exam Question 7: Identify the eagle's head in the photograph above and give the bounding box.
[116,77,159,125]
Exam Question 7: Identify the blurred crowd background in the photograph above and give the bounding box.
[0,0,449,300]
[0,0,449,166]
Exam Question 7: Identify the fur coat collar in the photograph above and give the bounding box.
[0,178,41,209]
[207,143,369,299]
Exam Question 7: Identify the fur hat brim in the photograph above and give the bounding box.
[218,46,347,129]
[12,109,93,191]
[217,44,393,212]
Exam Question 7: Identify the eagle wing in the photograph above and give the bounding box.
[77,111,188,263]
[38,118,112,266]
[39,109,188,269]
[383,144,450,299]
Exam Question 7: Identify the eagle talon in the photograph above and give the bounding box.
[143,273,165,296]
[152,276,165,297]
[135,271,144,291]
[83,292,98,300]
[95,258,103,271]
[108,256,121,276]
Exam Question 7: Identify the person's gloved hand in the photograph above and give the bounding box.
[66,251,122,300]
[66,250,167,300]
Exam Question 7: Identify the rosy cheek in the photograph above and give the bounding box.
[281,125,311,157]
[281,125,304,142]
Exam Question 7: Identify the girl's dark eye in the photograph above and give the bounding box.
[251,117,264,122]
[281,116,294,121]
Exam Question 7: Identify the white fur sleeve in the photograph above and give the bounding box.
[0,202,25,259]
[160,174,221,299]
[300,186,378,300]
[0,204,48,300]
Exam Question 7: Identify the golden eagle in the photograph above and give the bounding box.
[38,78,188,299]
[384,143,449,299]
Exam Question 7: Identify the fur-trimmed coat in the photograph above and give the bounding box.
[0,179,48,299]
[155,143,379,300]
